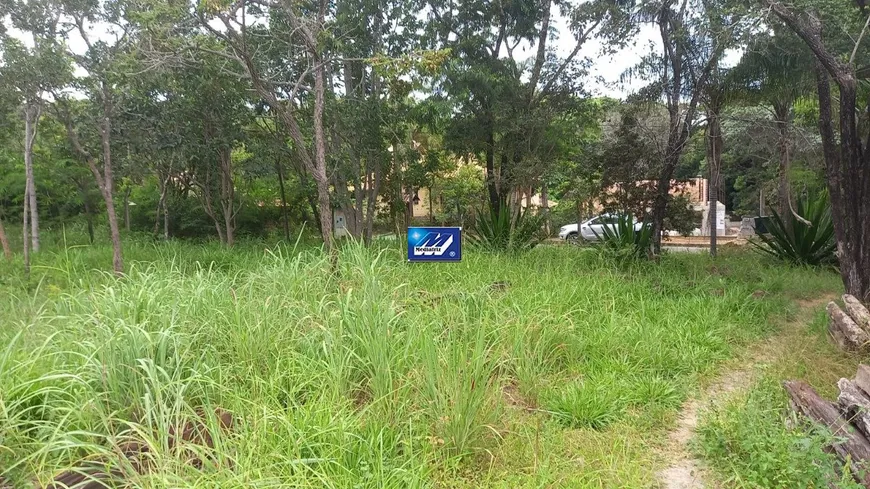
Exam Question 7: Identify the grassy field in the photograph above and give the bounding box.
[0,233,845,488]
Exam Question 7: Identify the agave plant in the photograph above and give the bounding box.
[467,199,545,252]
[751,190,837,266]
[593,213,653,263]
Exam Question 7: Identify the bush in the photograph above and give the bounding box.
[467,198,545,252]
[593,213,653,264]
[751,190,837,267]
[664,194,702,237]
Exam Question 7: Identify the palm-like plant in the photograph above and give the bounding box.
[751,191,837,267]
[468,199,545,252]
[593,213,653,263]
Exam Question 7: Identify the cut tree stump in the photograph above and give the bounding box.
[784,380,870,486]
[827,302,870,352]
[839,378,870,439]
[845,294,870,333]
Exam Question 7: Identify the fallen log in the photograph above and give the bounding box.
[856,365,870,399]
[827,302,870,352]
[845,295,870,333]
[839,378,870,439]
[784,380,870,486]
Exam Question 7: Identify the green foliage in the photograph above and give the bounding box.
[751,190,837,267]
[436,165,485,226]
[697,378,864,489]
[594,213,653,263]
[467,199,545,253]
[664,194,702,237]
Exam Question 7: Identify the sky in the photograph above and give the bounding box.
[549,14,660,98]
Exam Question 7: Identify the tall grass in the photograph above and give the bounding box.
[0,233,844,487]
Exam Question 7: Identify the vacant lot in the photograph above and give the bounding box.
[0,238,844,487]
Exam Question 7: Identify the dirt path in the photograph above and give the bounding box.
[655,296,832,489]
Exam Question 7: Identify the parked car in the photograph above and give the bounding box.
[558,213,644,242]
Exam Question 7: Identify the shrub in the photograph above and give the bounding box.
[664,194,702,237]
[593,213,653,263]
[751,190,837,267]
[467,198,545,252]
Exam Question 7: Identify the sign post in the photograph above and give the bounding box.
[407,227,462,262]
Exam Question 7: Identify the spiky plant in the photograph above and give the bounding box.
[467,198,545,253]
[593,213,653,263]
[751,190,837,267]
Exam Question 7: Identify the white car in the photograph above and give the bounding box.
[559,214,645,242]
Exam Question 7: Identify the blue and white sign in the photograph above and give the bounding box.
[407,227,462,262]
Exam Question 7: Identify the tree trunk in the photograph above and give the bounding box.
[0,217,10,260]
[103,186,124,274]
[773,101,792,219]
[123,186,131,232]
[81,186,95,244]
[707,103,723,257]
[364,160,382,245]
[485,123,499,213]
[405,188,413,230]
[163,193,170,241]
[99,88,124,275]
[764,0,870,302]
[23,185,30,277]
[303,181,320,232]
[201,187,226,244]
[224,211,235,247]
[816,64,870,301]
[276,154,291,242]
[24,101,40,253]
[218,148,236,247]
[429,185,435,224]
[651,166,673,254]
[154,169,170,240]
[541,182,550,235]
[312,53,334,253]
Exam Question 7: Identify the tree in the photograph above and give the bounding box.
[168,57,249,246]
[194,0,335,251]
[52,1,134,275]
[729,29,816,219]
[1,0,69,272]
[0,217,9,260]
[0,9,65,256]
[630,0,745,253]
[426,0,631,214]
[761,0,870,300]
[704,67,726,256]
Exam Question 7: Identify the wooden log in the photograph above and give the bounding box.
[856,365,870,399]
[784,380,870,486]
[828,302,870,352]
[845,294,870,333]
[839,378,870,439]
